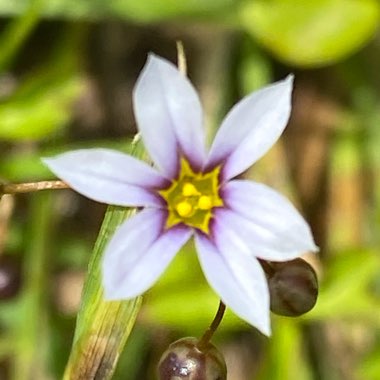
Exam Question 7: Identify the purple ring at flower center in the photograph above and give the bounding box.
[158,158,223,234]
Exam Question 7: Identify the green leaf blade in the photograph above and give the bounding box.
[241,0,380,67]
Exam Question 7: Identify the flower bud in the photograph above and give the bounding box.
[157,337,227,380]
[0,255,22,300]
[267,258,318,317]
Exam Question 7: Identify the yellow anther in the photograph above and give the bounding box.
[182,182,199,197]
[198,195,213,210]
[176,201,193,217]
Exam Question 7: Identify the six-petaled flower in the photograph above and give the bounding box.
[43,54,317,335]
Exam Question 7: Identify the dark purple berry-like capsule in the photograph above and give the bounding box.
[267,258,318,317]
[157,337,227,380]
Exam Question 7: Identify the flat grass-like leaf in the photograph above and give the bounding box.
[63,141,145,380]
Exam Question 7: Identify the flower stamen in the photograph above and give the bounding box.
[182,182,199,196]
[176,201,193,218]
[198,195,212,210]
[159,158,223,234]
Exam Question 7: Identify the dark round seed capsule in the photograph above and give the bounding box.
[0,255,22,300]
[157,337,227,380]
[267,258,318,317]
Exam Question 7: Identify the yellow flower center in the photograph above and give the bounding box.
[159,158,223,234]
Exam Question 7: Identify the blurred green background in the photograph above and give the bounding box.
[1,0,380,379]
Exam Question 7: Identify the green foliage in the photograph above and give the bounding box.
[0,0,42,71]
[0,67,81,141]
[109,0,236,22]
[1,0,379,68]
[0,140,132,181]
[358,347,380,380]
[145,244,246,335]
[238,40,273,96]
[0,193,54,379]
[241,0,380,67]
[1,1,380,379]
[304,249,380,323]
[257,319,312,380]
[0,0,237,21]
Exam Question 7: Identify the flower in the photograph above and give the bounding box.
[43,54,317,335]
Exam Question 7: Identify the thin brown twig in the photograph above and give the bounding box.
[1,180,69,195]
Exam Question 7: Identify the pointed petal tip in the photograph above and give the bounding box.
[285,73,295,84]
[41,153,73,171]
[248,311,271,337]
[305,224,319,253]
[221,296,271,336]
[145,53,158,68]
[281,73,294,94]
[144,53,174,72]
[146,51,158,60]
[41,156,61,174]
[310,241,320,253]
[41,156,53,166]
[299,232,319,255]
[135,53,165,87]
[242,308,271,336]
[274,74,294,97]
[134,52,205,176]
[208,73,295,179]
[262,324,271,337]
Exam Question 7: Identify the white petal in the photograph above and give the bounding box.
[207,75,293,180]
[103,209,192,300]
[133,54,206,177]
[43,148,166,207]
[219,180,318,260]
[195,232,270,335]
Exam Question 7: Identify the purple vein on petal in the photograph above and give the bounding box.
[43,148,168,207]
[206,75,294,180]
[103,208,192,300]
[195,232,271,336]
[220,180,318,259]
[133,54,206,176]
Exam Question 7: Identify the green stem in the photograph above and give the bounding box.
[198,301,226,348]
[13,192,53,380]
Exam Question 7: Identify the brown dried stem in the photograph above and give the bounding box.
[1,180,69,195]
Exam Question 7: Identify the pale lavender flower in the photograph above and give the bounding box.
[43,54,317,335]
